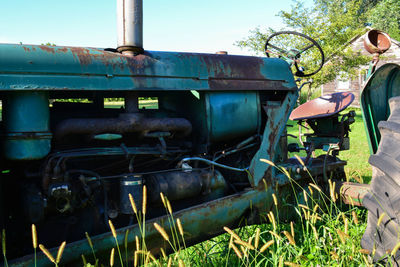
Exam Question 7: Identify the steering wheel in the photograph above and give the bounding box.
[264,31,325,77]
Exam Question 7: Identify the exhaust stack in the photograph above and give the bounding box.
[117,0,143,55]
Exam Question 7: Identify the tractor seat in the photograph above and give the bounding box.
[290,92,354,121]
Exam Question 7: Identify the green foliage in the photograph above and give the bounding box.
[368,0,400,41]
[236,0,372,88]
[40,42,56,46]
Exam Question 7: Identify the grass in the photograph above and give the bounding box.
[105,100,158,110]
[183,107,375,266]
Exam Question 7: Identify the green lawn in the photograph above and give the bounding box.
[105,100,158,109]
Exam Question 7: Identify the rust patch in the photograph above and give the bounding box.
[57,47,69,53]
[125,53,157,71]
[70,47,93,65]
[335,181,369,206]
[208,79,291,91]
[39,45,55,53]
[22,46,30,52]
[69,47,126,68]
[176,53,267,80]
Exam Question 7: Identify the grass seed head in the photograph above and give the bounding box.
[129,193,137,214]
[290,221,295,239]
[259,240,274,253]
[160,192,166,206]
[309,183,322,193]
[283,231,296,246]
[294,154,305,167]
[391,241,400,256]
[303,190,308,204]
[308,185,314,196]
[247,236,253,247]
[223,226,241,241]
[272,193,278,206]
[234,239,255,250]
[135,235,140,251]
[260,158,276,167]
[284,262,301,267]
[269,211,277,231]
[377,212,386,227]
[254,228,261,249]
[337,229,349,244]
[142,185,147,215]
[298,204,309,210]
[39,244,55,263]
[166,199,173,215]
[281,167,291,179]
[167,257,172,267]
[110,248,115,267]
[31,224,37,249]
[230,242,243,259]
[154,223,169,241]
[108,220,117,238]
[269,230,281,240]
[344,217,349,235]
[160,247,167,260]
[177,218,184,237]
[56,241,66,264]
[352,210,359,225]
[313,204,319,213]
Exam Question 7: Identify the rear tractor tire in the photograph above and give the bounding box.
[362,96,400,265]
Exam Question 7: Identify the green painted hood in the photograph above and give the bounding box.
[360,63,400,154]
[0,44,297,91]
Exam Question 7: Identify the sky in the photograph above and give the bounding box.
[0,0,303,56]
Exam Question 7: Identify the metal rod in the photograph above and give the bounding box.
[179,157,249,172]
[117,0,143,54]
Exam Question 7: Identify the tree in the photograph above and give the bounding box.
[368,0,400,41]
[236,0,371,89]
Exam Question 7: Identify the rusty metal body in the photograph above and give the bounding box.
[0,2,356,266]
[0,42,350,266]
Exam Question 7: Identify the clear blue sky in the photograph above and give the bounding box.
[0,0,303,55]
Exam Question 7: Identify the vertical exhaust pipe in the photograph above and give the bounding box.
[117,0,144,55]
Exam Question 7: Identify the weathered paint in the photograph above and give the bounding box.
[335,181,370,206]
[0,44,297,92]
[360,63,400,153]
[249,90,299,186]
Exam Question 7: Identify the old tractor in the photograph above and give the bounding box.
[0,0,395,266]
